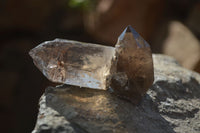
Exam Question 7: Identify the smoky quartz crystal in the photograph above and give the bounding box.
[29,25,154,102]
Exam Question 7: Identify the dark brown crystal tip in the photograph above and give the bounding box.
[118,25,150,48]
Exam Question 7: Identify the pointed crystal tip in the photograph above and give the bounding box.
[125,25,132,32]
[119,25,139,41]
[117,25,150,48]
[125,25,137,33]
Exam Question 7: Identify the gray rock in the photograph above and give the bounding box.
[32,54,200,133]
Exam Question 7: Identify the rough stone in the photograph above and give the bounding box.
[162,21,200,71]
[32,54,200,133]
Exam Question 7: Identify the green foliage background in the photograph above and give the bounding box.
[68,0,96,10]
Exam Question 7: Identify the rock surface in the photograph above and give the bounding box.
[32,54,200,133]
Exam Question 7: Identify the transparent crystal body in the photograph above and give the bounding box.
[29,39,115,89]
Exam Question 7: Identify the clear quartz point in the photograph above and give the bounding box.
[29,39,115,90]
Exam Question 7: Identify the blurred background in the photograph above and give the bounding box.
[0,0,200,132]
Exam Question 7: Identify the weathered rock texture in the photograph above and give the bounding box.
[32,54,200,133]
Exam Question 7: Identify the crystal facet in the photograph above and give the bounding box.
[110,25,154,101]
[29,25,154,103]
[29,39,115,90]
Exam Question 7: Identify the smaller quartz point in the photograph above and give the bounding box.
[29,39,115,90]
[110,25,154,102]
